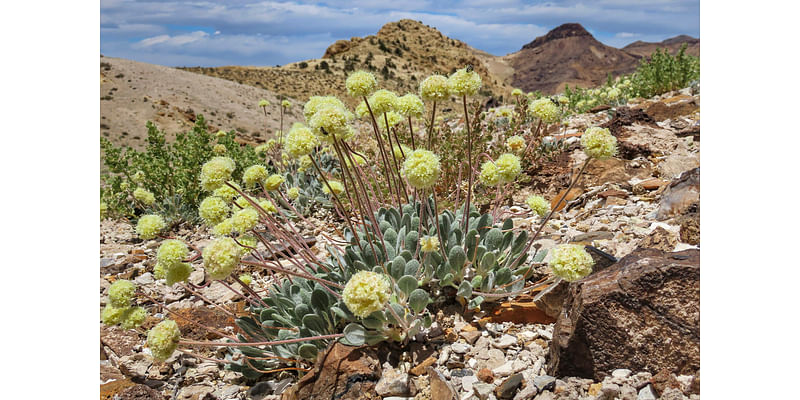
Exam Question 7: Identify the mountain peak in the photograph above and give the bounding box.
[521,23,592,50]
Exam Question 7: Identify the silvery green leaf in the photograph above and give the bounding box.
[391,256,406,280]
[404,259,420,276]
[468,295,484,309]
[485,228,503,251]
[342,323,365,346]
[449,245,466,271]
[457,281,472,298]
[404,231,418,253]
[362,316,384,330]
[297,344,318,361]
[409,289,430,313]
[397,275,418,297]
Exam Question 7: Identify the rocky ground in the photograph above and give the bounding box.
[100,89,700,400]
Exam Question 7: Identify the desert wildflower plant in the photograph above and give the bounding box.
[119,68,623,380]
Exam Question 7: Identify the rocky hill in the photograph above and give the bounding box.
[506,23,641,94]
[180,20,512,106]
[622,35,700,57]
[100,55,301,150]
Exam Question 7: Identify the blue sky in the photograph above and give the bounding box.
[100,0,699,67]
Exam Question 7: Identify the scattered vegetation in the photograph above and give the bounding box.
[103,67,630,380]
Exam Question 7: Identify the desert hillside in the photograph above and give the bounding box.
[100,55,302,149]
[180,20,512,106]
[622,35,700,58]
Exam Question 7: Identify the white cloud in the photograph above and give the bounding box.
[101,0,698,66]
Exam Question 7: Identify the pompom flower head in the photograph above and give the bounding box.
[136,214,166,240]
[108,279,135,308]
[200,157,235,191]
[342,271,391,318]
[216,130,227,138]
[212,218,234,236]
[147,320,181,362]
[401,149,441,189]
[132,171,145,185]
[419,74,449,102]
[213,144,227,155]
[397,94,425,118]
[133,187,155,206]
[526,195,550,217]
[100,202,108,219]
[345,70,378,98]
[199,196,229,226]
[308,104,352,143]
[157,239,189,266]
[511,88,523,97]
[239,273,253,286]
[258,199,277,214]
[212,183,239,203]
[258,99,270,108]
[529,98,560,124]
[447,68,482,97]
[322,180,344,196]
[549,244,594,282]
[420,236,440,253]
[287,187,300,200]
[164,262,193,286]
[281,99,291,108]
[303,96,347,120]
[355,101,370,120]
[381,111,403,131]
[264,174,285,191]
[243,165,268,187]
[368,89,399,116]
[495,153,521,183]
[285,123,318,158]
[232,208,259,233]
[203,237,242,280]
[506,135,525,153]
[479,161,501,187]
[581,127,617,160]
[393,144,411,160]
[120,307,148,330]
[101,305,125,326]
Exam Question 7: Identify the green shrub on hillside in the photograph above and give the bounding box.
[100,116,262,223]
[630,44,699,98]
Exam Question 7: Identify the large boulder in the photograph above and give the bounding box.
[547,248,699,380]
[656,167,700,220]
[282,342,381,400]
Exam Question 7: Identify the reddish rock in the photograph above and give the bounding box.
[482,300,555,325]
[640,178,668,190]
[429,368,457,400]
[477,368,495,383]
[100,379,136,400]
[409,356,437,376]
[100,325,141,357]
[639,227,678,252]
[117,384,165,400]
[676,204,700,245]
[282,342,381,400]
[650,369,682,396]
[604,196,627,206]
[548,248,699,380]
[551,188,583,212]
[656,168,700,220]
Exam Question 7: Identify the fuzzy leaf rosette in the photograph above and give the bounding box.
[401,149,441,189]
[581,127,618,160]
[342,271,391,318]
[447,68,482,97]
[549,244,594,282]
[345,70,378,98]
[419,74,449,102]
